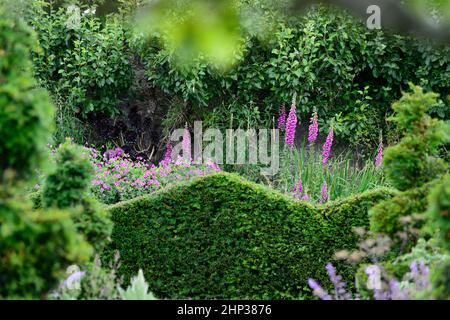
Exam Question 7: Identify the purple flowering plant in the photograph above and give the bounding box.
[90,147,221,204]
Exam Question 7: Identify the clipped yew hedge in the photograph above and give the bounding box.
[103,172,396,299]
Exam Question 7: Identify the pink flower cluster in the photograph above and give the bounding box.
[375,141,383,169]
[308,112,318,145]
[285,101,297,147]
[322,127,334,165]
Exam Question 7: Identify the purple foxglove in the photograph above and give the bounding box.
[308,111,319,145]
[374,141,383,169]
[285,101,297,147]
[320,181,328,203]
[322,127,334,165]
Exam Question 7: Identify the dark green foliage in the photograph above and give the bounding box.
[103,172,395,299]
[430,260,450,299]
[42,139,112,252]
[0,186,91,299]
[369,182,433,237]
[0,4,92,299]
[42,139,93,208]
[427,175,450,251]
[0,6,54,178]
[137,5,449,150]
[383,85,449,191]
[30,2,132,117]
[72,198,112,253]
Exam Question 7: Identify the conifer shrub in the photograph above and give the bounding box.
[42,139,112,252]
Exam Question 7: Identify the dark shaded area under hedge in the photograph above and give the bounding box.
[103,172,396,299]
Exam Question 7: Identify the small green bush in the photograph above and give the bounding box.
[383,85,448,191]
[42,140,93,208]
[0,187,91,299]
[103,172,395,299]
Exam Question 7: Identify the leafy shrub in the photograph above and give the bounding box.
[0,5,54,178]
[103,172,395,299]
[30,2,132,117]
[135,4,450,150]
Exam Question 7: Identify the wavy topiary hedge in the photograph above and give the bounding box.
[103,172,396,299]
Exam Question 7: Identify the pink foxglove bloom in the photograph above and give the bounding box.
[308,112,319,145]
[293,178,303,195]
[206,159,221,172]
[160,142,173,166]
[322,127,334,165]
[320,181,328,203]
[182,123,192,163]
[301,193,310,201]
[285,101,297,147]
[277,105,286,131]
[374,141,383,169]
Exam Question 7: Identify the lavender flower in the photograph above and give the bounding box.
[182,123,192,163]
[307,279,332,300]
[285,99,297,147]
[374,141,383,169]
[326,263,351,300]
[320,181,328,203]
[277,105,286,131]
[61,271,85,290]
[322,126,334,165]
[308,111,318,145]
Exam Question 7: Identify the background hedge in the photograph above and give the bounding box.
[104,172,396,299]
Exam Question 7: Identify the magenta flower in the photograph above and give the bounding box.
[277,105,286,131]
[182,123,192,163]
[160,142,173,166]
[320,181,328,203]
[285,101,297,147]
[308,111,318,145]
[374,141,383,169]
[206,159,221,172]
[322,126,334,165]
[301,193,310,201]
[293,178,303,195]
